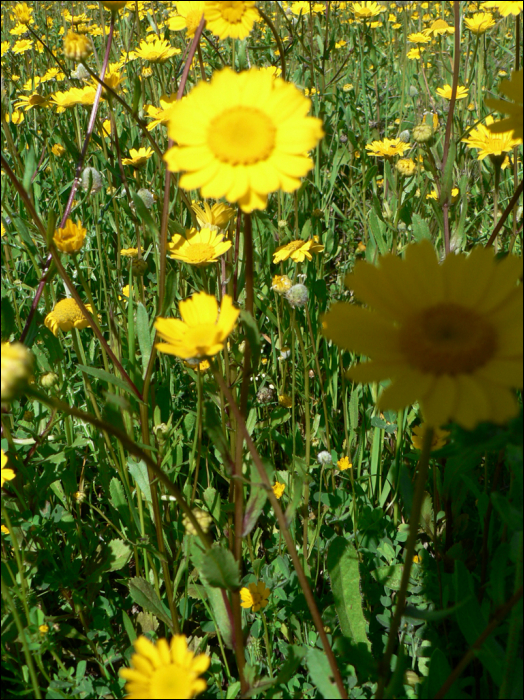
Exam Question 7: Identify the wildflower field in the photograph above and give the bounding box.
[1,1,523,698]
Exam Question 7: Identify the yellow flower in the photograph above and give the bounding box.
[120,284,131,302]
[1,525,10,535]
[64,31,92,61]
[1,342,34,402]
[122,147,154,168]
[337,456,353,471]
[11,3,33,25]
[485,69,523,140]
[50,87,99,111]
[5,110,25,125]
[53,219,87,254]
[291,1,312,14]
[407,47,424,60]
[426,187,460,200]
[204,1,259,40]
[365,138,411,158]
[191,201,235,230]
[184,358,211,372]
[436,84,468,101]
[167,227,232,266]
[14,93,49,111]
[322,240,523,430]
[272,482,286,499]
[424,19,455,36]
[335,40,347,49]
[102,1,128,10]
[12,39,33,55]
[182,508,212,535]
[271,275,293,294]
[144,95,178,131]
[39,624,50,634]
[462,115,522,160]
[168,2,205,37]
[51,144,66,157]
[351,2,385,20]
[155,292,239,359]
[119,635,210,699]
[411,424,450,451]
[121,247,139,258]
[135,38,181,63]
[273,236,324,263]
[1,450,16,487]
[240,581,270,612]
[408,32,432,43]
[164,68,324,213]
[464,12,496,33]
[44,299,95,336]
[396,158,416,176]
[481,2,523,17]
[412,554,421,564]
[278,394,293,408]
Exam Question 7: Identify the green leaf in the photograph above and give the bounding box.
[23,145,36,193]
[368,210,388,255]
[128,577,173,632]
[420,648,456,699]
[327,537,371,650]
[136,302,152,375]
[240,309,261,368]
[404,597,470,622]
[106,539,132,571]
[370,564,420,592]
[306,648,342,699]
[77,364,142,401]
[200,546,241,591]
[206,586,234,649]
[1,296,16,341]
[412,213,431,242]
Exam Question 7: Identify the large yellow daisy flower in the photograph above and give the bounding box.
[167,227,232,266]
[462,115,522,161]
[44,299,95,336]
[167,1,205,37]
[155,292,239,359]
[204,1,259,40]
[322,241,523,430]
[163,68,324,213]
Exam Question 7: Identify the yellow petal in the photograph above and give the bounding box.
[379,370,434,411]
[420,374,457,426]
[322,304,401,358]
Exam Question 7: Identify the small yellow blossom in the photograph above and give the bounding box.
[272,482,286,499]
[44,299,95,336]
[64,31,92,61]
[278,394,293,408]
[53,219,87,255]
[337,456,352,471]
[122,147,154,168]
[436,84,468,101]
[120,247,139,258]
[51,144,66,157]
[240,581,270,612]
[1,450,16,487]
[273,236,324,264]
[271,275,293,294]
[366,138,411,158]
[396,158,416,177]
[1,342,34,402]
[39,624,50,634]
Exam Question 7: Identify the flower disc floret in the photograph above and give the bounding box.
[45,299,95,336]
[322,240,523,430]
[53,219,87,254]
[155,292,239,359]
[119,634,210,699]
[164,68,324,213]
[204,1,259,40]
[167,228,232,266]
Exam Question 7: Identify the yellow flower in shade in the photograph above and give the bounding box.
[14,93,49,111]
[424,19,454,36]
[351,2,385,20]
[53,219,87,254]
[12,39,33,55]
[1,450,15,487]
[191,201,235,231]
[396,158,416,177]
[408,32,431,43]
[1,342,34,402]
[278,394,293,408]
[182,508,212,535]
[481,2,523,17]
[167,228,232,266]
[273,236,324,264]
[240,581,270,612]
[271,275,293,294]
[119,285,130,303]
[412,554,421,564]
[51,144,66,157]
[272,482,286,499]
[204,1,259,40]
[135,38,181,63]
[436,84,468,101]
[365,138,411,158]
[337,456,353,471]
[322,240,523,430]
[122,147,154,168]
[164,68,324,213]
[462,115,522,161]
[168,2,205,37]
[121,247,139,258]
[464,12,496,33]
[119,635,210,699]
[486,70,523,140]
[64,31,92,61]
[102,1,128,10]
[144,95,178,131]
[411,424,450,451]
[155,292,239,359]
[44,299,95,336]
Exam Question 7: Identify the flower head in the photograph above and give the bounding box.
[50,86,99,111]
[273,236,324,263]
[462,115,522,161]
[317,451,332,466]
[481,2,523,17]
[271,275,293,294]
[204,1,259,40]
[396,158,416,177]
[436,84,468,101]
[337,456,352,471]
[53,219,87,254]
[135,38,181,63]
[365,138,411,158]
[121,247,139,258]
[45,299,95,336]
[464,12,496,33]
[322,241,523,430]
[51,144,66,157]
[351,2,385,20]
[11,3,33,25]
[408,32,431,44]
[155,292,239,359]
[144,95,178,131]
[485,69,523,140]
[240,581,270,612]
[1,450,15,488]
[272,482,286,499]
[122,147,154,168]
[424,19,454,37]
[164,68,324,213]
[413,123,434,143]
[167,228,232,266]
[102,1,128,11]
[182,508,212,535]
[64,31,92,61]
[191,201,235,231]
[279,394,293,407]
[411,424,450,451]
[119,634,210,699]
[168,1,205,37]
[14,93,49,111]
[1,342,34,402]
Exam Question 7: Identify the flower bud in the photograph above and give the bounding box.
[81,166,102,195]
[285,284,309,308]
[412,123,434,143]
[40,372,59,389]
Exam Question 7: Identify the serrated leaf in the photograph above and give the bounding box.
[327,537,371,650]
[128,577,173,631]
[200,546,240,591]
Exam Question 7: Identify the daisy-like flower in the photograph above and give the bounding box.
[424,19,455,36]
[464,12,496,33]
[436,84,468,100]
[119,634,210,699]
[44,299,95,336]
[462,115,522,161]
[182,508,212,535]
[122,147,154,168]
[50,86,98,111]
[485,70,523,140]
[291,0,312,14]
[337,456,352,471]
[204,1,259,40]
[407,32,432,43]
[396,158,417,176]
[191,201,235,231]
[12,39,33,55]
[121,247,139,258]
[272,482,286,499]
[411,424,450,451]
[240,581,270,612]
[167,1,205,37]
[271,274,293,294]
[1,450,15,488]
[11,3,33,25]
[64,30,92,60]
[102,1,128,10]
[481,2,523,17]
[273,236,324,263]
[144,95,178,131]
[155,292,239,359]
[135,38,181,63]
[365,138,411,158]
[14,93,49,111]
[1,342,34,402]
[322,240,523,430]
[164,68,324,213]
[407,47,424,60]
[351,2,385,20]
[53,219,87,254]
[167,227,232,266]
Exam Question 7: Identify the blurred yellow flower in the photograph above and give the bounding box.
[273,237,324,263]
[411,424,450,451]
[144,95,178,130]
[121,247,139,258]
[408,32,431,43]
[278,394,293,408]
[182,508,212,535]
[167,228,232,266]
[436,84,468,100]
[424,19,454,36]
[240,581,270,612]
[122,147,154,168]
[11,3,33,25]
[272,482,286,499]
[135,38,181,63]
[12,39,33,54]
[351,2,385,20]
[481,2,523,17]
[192,201,235,230]
[167,1,205,37]
[14,93,49,111]
[485,69,523,140]
[366,138,411,157]
[396,158,416,176]
[464,12,496,33]
[51,144,66,156]
[1,342,34,402]
[1,450,15,487]
[204,1,259,40]
[45,299,95,336]
[102,1,128,10]
[53,219,87,254]
[64,30,92,60]
[271,275,293,294]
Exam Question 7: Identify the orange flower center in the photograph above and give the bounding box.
[400,302,497,375]
[208,107,276,165]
